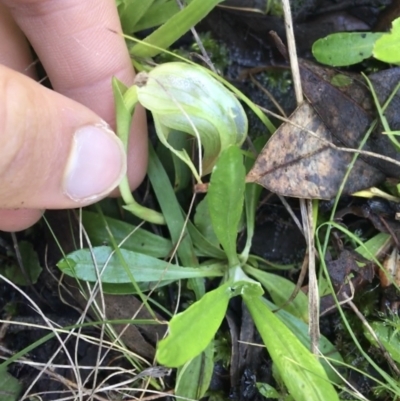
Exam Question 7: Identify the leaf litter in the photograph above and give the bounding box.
[247,60,400,199]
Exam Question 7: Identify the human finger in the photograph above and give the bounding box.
[3,0,148,190]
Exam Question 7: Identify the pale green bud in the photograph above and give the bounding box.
[135,62,248,178]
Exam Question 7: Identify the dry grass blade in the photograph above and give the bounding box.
[281,0,320,352]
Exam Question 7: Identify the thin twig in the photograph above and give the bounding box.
[176,0,217,74]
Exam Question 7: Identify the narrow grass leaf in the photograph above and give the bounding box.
[208,145,245,266]
[147,143,204,297]
[156,283,231,367]
[82,211,173,258]
[57,246,224,283]
[186,219,226,259]
[312,32,383,66]
[243,295,340,401]
[132,0,182,32]
[355,232,391,262]
[130,0,223,58]
[147,144,197,267]
[119,0,155,33]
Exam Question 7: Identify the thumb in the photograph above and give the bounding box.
[0,65,127,209]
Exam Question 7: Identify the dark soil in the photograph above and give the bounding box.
[1,2,400,400]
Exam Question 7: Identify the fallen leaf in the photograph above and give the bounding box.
[247,60,400,199]
[246,101,384,199]
[301,60,400,177]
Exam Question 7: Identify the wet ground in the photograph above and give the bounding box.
[1,2,400,400]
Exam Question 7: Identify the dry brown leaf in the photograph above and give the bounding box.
[246,101,384,199]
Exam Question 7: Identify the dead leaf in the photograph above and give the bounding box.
[247,60,400,199]
[246,101,384,199]
[301,60,400,177]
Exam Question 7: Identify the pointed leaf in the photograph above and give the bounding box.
[156,283,231,367]
[82,211,173,258]
[57,246,224,283]
[243,295,340,401]
[130,0,224,58]
[119,0,155,33]
[208,146,245,265]
[263,299,343,385]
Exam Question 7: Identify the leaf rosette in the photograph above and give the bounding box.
[135,62,248,180]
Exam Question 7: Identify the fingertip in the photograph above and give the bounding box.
[0,209,43,232]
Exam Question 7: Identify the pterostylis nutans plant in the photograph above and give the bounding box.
[112,61,248,224]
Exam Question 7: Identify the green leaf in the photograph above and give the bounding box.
[0,368,22,401]
[241,136,265,261]
[194,196,219,246]
[156,283,231,367]
[231,275,264,297]
[186,219,226,259]
[364,321,400,364]
[130,0,223,58]
[244,265,308,322]
[147,143,205,298]
[175,342,214,399]
[119,0,155,33]
[208,146,245,266]
[82,211,173,258]
[147,144,198,268]
[373,17,400,64]
[312,32,383,66]
[132,0,182,32]
[256,382,281,399]
[113,78,165,224]
[57,246,224,283]
[156,130,192,192]
[100,280,175,295]
[355,232,391,262]
[263,299,343,385]
[243,295,340,401]
[0,241,42,286]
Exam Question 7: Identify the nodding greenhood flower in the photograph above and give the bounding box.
[134,62,248,181]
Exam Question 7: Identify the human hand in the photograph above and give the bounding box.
[0,0,147,232]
